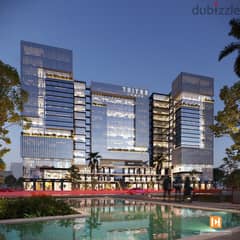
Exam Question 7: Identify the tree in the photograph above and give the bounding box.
[4,174,17,188]
[220,148,238,175]
[0,158,6,171]
[212,149,239,189]
[16,177,24,189]
[87,152,101,174]
[87,152,101,190]
[211,19,240,164]
[213,168,225,183]
[210,81,240,161]
[224,169,240,189]
[68,165,80,190]
[219,18,240,77]
[190,169,198,177]
[153,153,166,176]
[0,60,28,164]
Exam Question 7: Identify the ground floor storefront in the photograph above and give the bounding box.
[24,179,72,191]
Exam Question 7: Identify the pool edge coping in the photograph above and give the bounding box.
[0,213,88,224]
[116,196,240,213]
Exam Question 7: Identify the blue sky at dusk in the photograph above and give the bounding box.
[0,0,239,169]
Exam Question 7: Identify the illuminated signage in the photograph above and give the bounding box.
[122,86,148,96]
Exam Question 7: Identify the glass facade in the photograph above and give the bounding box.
[20,41,214,189]
[21,41,74,186]
[171,73,214,180]
[91,82,149,163]
[73,81,87,165]
[93,94,135,150]
[175,107,201,148]
[45,78,74,130]
[149,73,214,180]
[21,41,72,117]
[22,135,73,159]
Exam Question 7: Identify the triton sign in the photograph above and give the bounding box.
[122,86,148,97]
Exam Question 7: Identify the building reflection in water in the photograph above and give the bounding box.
[1,199,240,240]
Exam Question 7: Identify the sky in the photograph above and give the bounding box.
[0,0,239,169]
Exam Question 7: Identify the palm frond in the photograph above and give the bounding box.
[218,43,240,61]
[234,54,240,77]
[229,19,240,40]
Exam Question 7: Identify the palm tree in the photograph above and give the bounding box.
[87,152,101,190]
[153,153,166,176]
[0,158,6,171]
[219,18,240,77]
[87,152,101,174]
[68,165,80,190]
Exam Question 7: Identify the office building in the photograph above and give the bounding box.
[20,41,214,190]
[171,73,214,180]
[21,41,74,190]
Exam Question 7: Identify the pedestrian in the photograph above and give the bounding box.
[183,176,192,202]
[163,175,171,201]
[174,175,183,201]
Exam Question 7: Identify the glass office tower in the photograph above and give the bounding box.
[91,82,149,165]
[171,72,214,180]
[150,73,214,181]
[20,41,214,190]
[21,41,74,190]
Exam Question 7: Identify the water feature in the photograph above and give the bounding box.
[1,198,240,240]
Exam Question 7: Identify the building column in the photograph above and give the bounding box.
[33,181,36,191]
[60,180,64,191]
[43,180,45,191]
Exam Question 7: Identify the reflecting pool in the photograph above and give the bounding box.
[1,198,240,240]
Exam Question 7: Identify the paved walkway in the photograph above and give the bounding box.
[209,232,240,240]
[188,201,240,211]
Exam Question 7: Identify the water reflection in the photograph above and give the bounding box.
[1,198,240,240]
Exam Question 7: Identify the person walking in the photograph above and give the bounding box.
[183,176,193,202]
[163,175,171,201]
[174,174,183,201]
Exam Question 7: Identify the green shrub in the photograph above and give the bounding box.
[0,197,76,219]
